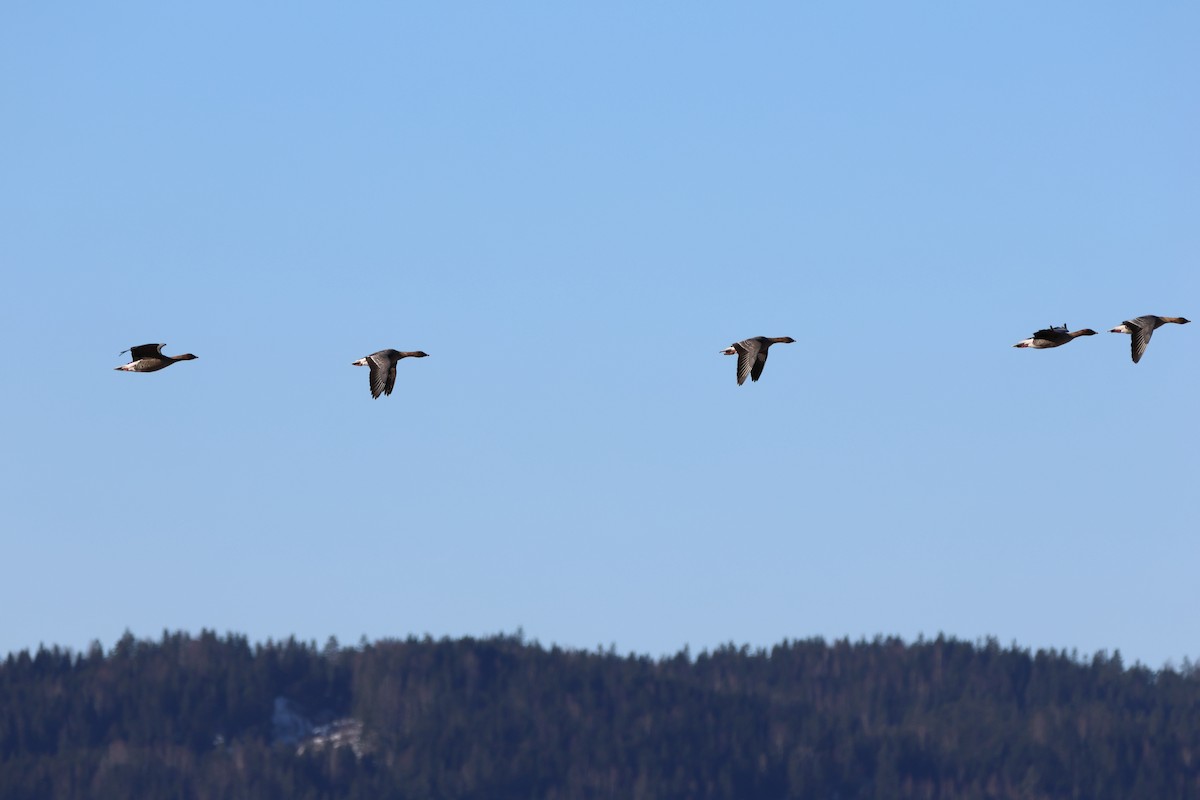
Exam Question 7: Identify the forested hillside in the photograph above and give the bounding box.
[2,631,1198,799]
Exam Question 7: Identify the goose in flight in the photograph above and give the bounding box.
[1109,315,1189,364]
[721,337,795,385]
[1012,324,1097,349]
[114,344,198,372]
[352,349,429,398]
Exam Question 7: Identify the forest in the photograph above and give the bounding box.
[1,630,1198,799]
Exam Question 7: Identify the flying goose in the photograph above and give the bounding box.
[114,344,198,372]
[1108,316,1189,363]
[1012,325,1097,349]
[721,337,795,385]
[352,349,429,398]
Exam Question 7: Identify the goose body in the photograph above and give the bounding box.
[114,344,198,372]
[352,349,429,398]
[1108,315,1189,363]
[721,336,795,385]
[1012,325,1097,349]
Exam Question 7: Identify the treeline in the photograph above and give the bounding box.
[1,630,1199,799]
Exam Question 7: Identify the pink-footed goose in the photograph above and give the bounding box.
[721,336,795,385]
[1109,316,1189,363]
[1012,324,1097,349]
[114,344,198,372]
[352,349,429,398]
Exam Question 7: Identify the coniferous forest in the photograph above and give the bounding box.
[1,631,1199,799]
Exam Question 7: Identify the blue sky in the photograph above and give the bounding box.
[2,3,1197,668]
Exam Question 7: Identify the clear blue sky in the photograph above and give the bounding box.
[2,3,1197,668]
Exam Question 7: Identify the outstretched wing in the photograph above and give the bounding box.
[126,343,165,360]
[384,362,398,396]
[1127,319,1154,364]
[367,353,391,399]
[733,340,760,385]
[750,348,770,382]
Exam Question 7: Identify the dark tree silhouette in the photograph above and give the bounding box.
[1,630,1198,799]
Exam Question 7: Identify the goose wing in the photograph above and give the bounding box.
[384,361,398,397]
[1126,317,1155,364]
[750,347,770,382]
[1031,328,1070,346]
[733,339,760,385]
[366,352,394,399]
[125,343,165,360]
